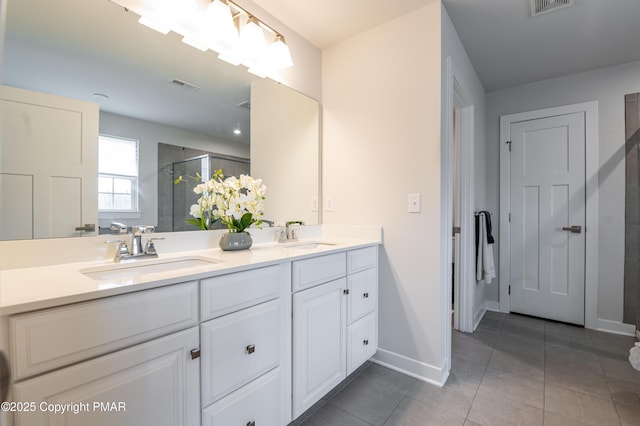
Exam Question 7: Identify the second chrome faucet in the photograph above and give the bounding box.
[108,223,163,263]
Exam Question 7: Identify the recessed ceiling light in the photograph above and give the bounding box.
[92,92,109,100]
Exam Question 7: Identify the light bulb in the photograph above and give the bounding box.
[269,35,293,69]
[205,0,238,53]
[239,16,268,67]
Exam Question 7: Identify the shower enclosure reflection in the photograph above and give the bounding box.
[157,143,250,232]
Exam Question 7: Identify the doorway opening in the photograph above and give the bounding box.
[443,57,476,378]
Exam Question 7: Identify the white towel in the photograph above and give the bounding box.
[476,213,496,283]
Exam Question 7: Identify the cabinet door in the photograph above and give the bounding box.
[13,327,200,426]
[292,278,346,418]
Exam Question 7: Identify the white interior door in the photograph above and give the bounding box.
[509,112,586,325]
[1,85,98,239]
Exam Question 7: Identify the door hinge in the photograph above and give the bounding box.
[508,212,511,222]
[506,140,512,152]
[508,285,511,295]
[343,288,350,295]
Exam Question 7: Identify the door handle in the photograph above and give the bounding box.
[75,223,96,232]
[562,225,582,234]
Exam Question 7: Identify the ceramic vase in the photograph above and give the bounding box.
[219,231,253,251]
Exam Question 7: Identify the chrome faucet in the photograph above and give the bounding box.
[285,221,304,241]
[130,226,152,255]
[107,224,163,263]
[110,222,128,234]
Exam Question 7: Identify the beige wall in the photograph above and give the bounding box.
[323,2,446,382]
[251,78,320,226]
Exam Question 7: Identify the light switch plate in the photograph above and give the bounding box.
[408,193,421,213]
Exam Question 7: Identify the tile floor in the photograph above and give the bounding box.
[295,311,640,425]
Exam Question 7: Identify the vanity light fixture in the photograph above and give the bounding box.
[205,0,238,54]
[138,16,170,34]
[239,16,268,67]
[119,0,294,80]
[269,34,294,70]
[182,36,208,52]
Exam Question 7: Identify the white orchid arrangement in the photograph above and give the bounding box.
[175,169,266,232]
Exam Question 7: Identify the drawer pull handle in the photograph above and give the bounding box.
[363,292,369,298]
[363,339,369,346]
[246,344,256,354]
[247,421,256,426]
[190,349,200,360]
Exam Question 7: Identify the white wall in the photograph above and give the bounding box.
[98,111,250,228]
[486,60,640,324]
[323,2,446,383]
[441,6,489,324]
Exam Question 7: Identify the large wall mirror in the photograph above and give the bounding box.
[0,0,320,240]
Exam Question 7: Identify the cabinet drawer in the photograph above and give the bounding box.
[202,368,281,426]
[14,327,200,426]
[347,246,378,274]
[201,299,280,405]
[347,267,378,324]
[292,252,346,292]
[347,312,377,375]
[10,282,198,380]
[201,265,281,322]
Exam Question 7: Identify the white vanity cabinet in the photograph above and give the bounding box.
[292,247,378,418]
[9,282,201,426]
[346,247,378,375]
[3,240,379,426]
[199,264,291,426]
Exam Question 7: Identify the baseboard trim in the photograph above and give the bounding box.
[371,348,447,387]
[485,301,500,312]
[473,306,486,331]
[596,318,636,336]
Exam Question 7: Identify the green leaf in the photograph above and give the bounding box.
[185,218,203,229]
[240,212,253,228]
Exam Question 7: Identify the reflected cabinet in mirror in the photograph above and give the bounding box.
[0,0,319,241]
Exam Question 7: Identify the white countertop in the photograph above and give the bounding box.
[0,236,380,315]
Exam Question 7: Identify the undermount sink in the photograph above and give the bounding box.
[81,257,221,281]
[285,242,338,250]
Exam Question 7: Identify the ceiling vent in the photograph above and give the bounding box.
[170,78,200,91]
[530,0,574,17]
